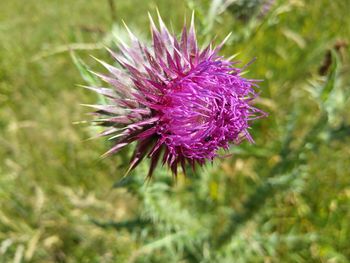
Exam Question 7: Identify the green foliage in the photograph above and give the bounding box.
[0,0,349,262]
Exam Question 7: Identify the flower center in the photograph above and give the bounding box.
[154,61,253,160]
[157,80,221,159]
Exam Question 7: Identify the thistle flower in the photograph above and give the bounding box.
[228,0,275,22]
[85,13,266,177]
[258,0,276,19]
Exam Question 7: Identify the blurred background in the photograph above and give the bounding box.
[0,0,349,262]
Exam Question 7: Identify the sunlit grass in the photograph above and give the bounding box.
[0,0,349,262]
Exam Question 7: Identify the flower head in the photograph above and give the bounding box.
[85,13,266,177]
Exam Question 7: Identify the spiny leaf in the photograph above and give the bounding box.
[71,51,107,105]
[71,51,100,86]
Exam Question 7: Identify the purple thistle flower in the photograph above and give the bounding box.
[85,13,266,177]
[258,0,276,19]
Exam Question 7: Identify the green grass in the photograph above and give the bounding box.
[0,0,350,262]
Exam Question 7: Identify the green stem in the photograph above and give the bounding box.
[107,0,117,22]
